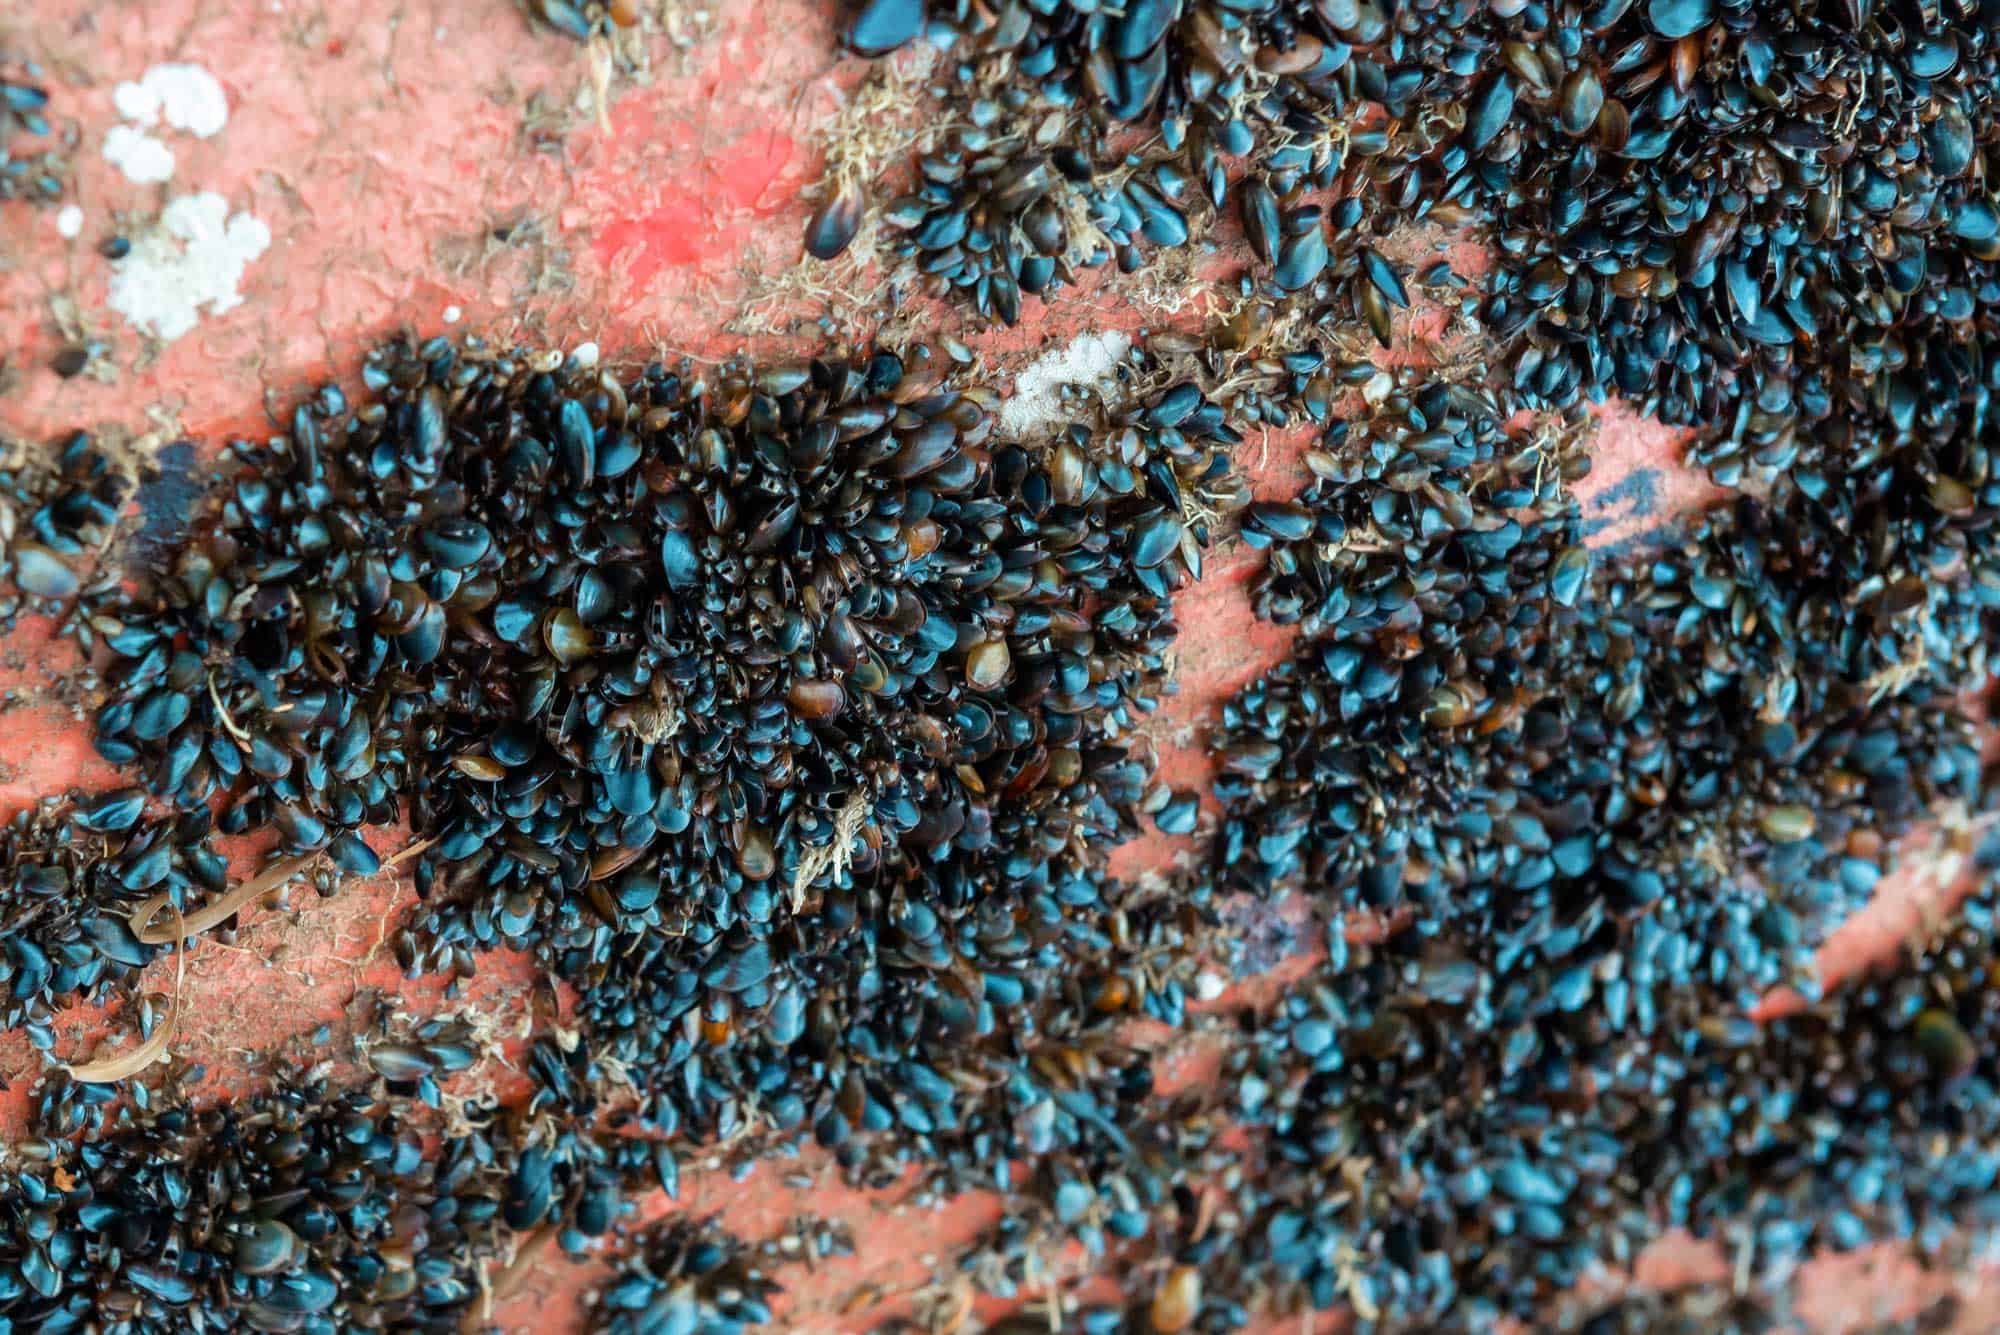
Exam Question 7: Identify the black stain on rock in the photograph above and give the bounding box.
[128,438,201,565]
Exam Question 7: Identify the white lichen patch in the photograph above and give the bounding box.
[103,124,176,184]
[113,64,229,138]
[107,192,271,342]
[998,331,1135,441]
[103,63,230,184]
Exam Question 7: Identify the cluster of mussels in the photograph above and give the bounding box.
[832,1,2000,486]
[904,815,2000,1335]
[1194,874,2000,1333]
[0,434,183,1036]
[2,0,2000,1331]
[0,1075,518,1331]
[1213,352,1993,1010]
[1154,153,2000,1320]
[3,256,1997,1335]
[906,310,1998,1329]
[591,1215,778,1335]
[0,332,1258,1318]
[1,58,61,206]
[68,336,1240,1157]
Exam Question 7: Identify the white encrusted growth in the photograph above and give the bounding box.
[103,63,229,184]
[107,192,271,342]
[113,64,229,138]
[103,124,176,184]
[998,331,1134,441]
